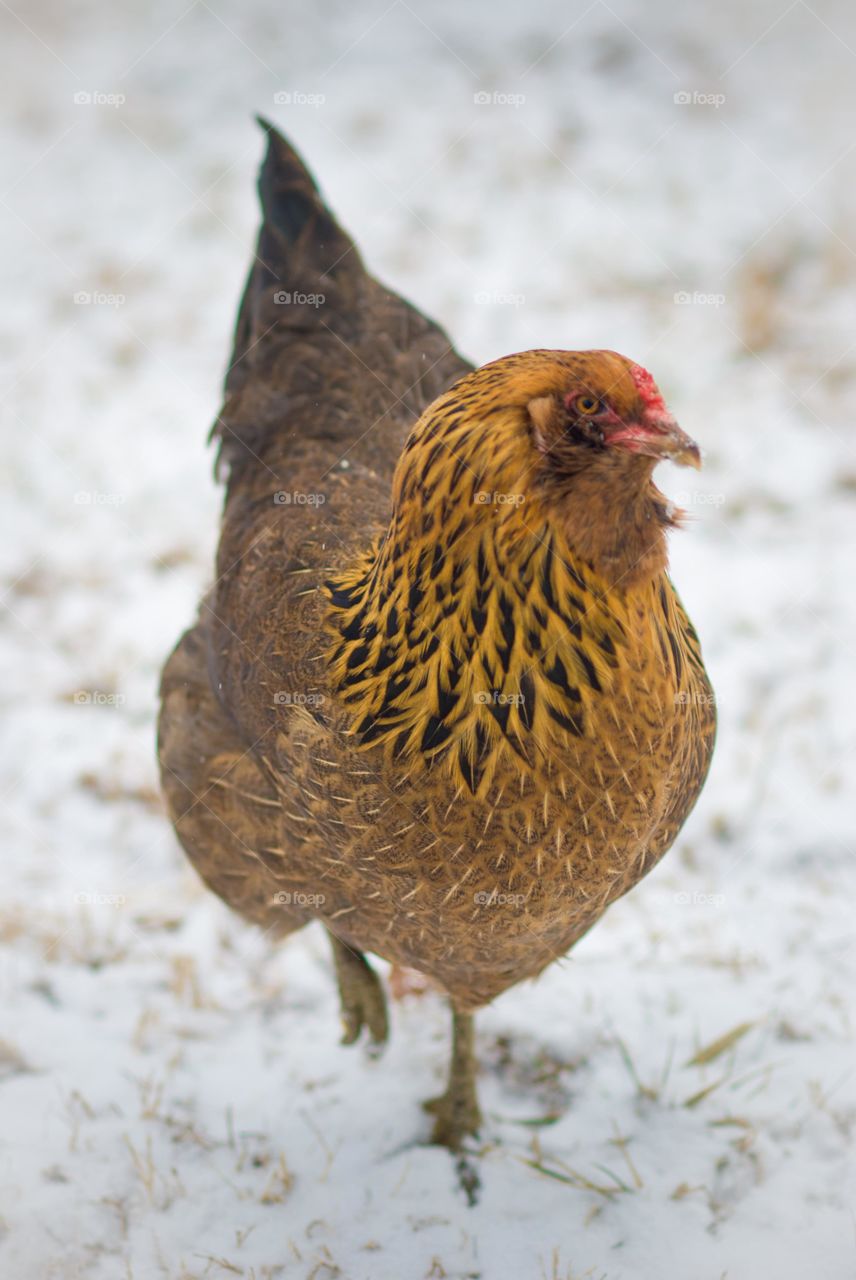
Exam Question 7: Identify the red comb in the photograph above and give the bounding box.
[629,363,666,412]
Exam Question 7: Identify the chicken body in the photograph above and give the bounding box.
[158,122,715,1149]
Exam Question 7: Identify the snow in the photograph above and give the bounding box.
[2,0,856,1276]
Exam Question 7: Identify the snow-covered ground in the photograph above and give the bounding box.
[2,0,856,1275]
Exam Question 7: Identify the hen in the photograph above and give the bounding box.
[158,121,716,1151]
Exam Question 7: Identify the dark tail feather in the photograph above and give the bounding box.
[223,120,365,402]
[212,120,471,481]
[254,116,357,270]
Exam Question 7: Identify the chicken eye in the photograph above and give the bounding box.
[576,395,601,415]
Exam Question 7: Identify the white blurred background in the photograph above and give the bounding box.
[2,2,855,1277]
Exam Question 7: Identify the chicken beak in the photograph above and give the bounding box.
[607,413,703,469]
[648,416,702,470]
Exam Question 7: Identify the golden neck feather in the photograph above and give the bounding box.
[324,386,678,795]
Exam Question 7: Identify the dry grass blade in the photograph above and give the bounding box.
[610,1122,644,1189]
[683,1076,728,1109]
[510,1112,564,1128]
[614,1035,658,1100]
[521,1156,632,1198]
[192,1256,243,1276]
[686,1021,754,1067]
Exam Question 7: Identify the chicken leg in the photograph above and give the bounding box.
[424,1008,482,1149]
